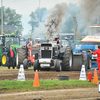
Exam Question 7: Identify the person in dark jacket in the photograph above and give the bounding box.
[89,45,100,76]
[8,47,15,69]
[54,37,59,44]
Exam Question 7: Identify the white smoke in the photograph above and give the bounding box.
[33,22,46,39]
[45,3,67,39]
[80,0,100,25]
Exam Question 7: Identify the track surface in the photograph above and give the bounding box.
[0,88,100,100]
[0,68,100,100]
[0,68,99,80]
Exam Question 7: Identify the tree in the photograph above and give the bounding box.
[28,31,33,38]
[28,12,38,33]
[4,28,12,34]
[28,7,48,34]
[0,7,23,35]
[61,3,83,34]
[35,7,48,22]
[61,17,74,33]
[0,6,5,25]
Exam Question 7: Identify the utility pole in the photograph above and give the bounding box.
[39,0,40,23]
[1,0,3,35]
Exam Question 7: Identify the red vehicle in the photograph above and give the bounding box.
[22,43,40,69]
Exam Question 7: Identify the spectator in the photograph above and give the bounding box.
[8,47,15,69]
[89,45,100,76]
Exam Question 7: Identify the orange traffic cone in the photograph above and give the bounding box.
[33,70,40,87]
[93,69,98,84]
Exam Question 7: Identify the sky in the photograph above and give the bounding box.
[2,0,80,35]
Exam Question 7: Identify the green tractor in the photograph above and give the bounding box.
[0,33,26,69]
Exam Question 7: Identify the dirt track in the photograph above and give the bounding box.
[0,68,100,100]
[0,69,82,80]
[0,88,100,100]
[0,68,100,80]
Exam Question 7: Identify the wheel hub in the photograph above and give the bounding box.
[2,56,6,65]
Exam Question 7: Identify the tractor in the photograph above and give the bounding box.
[73,36,100,70]
[34,38,73,71]
[22,43,40,69]
[1,33,27,69]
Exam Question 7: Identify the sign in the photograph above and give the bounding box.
[79,65,87,80]
[17,65,25,81]
[81,36,100,42]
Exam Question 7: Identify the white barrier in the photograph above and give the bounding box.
[17,64,25,81]
[79,65,87,80]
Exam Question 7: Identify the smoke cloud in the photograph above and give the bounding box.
[45,3,67,39]
[80,0,100,25]
[33,22,46,39]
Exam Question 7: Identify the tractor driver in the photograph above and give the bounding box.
[54,37,59,44]
[27,39,32,47]
[26,39,32,57]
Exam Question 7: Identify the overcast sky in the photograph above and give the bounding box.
[2,0,80,35]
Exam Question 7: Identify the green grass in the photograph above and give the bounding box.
[0,79,98,93]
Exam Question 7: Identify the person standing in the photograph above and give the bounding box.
[54,37,59,44]
[26,39,32,56]
[27,39,32,47]
[8,47,15,69]
[89,45,100,76]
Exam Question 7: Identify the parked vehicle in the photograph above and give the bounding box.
[1,33,27,69]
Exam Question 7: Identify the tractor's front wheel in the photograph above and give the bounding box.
[34,60,40,71]
[23,58,28,69]
[55,60,62,72]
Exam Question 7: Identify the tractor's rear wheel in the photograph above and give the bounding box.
[62,46,73,71]
[16,48,26,69]
[1,52,9,66]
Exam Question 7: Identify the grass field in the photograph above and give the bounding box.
[0,79,98,93]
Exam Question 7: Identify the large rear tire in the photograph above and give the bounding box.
[62,46,73,71]
[16,48,26,69]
